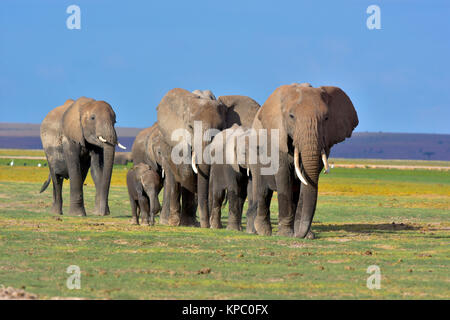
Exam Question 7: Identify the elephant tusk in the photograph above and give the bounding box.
[247,167,250,176]
[294,147,308,185]
[191,151,198,174]
[322,150,330,174]
[162,169,165,178]
[98,136,107,143]
[117,142,127,150]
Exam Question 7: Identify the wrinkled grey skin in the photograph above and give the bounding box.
[157,88,226,228]
[218,95,260,129]
[127,163,162,225]
[208,125,257,233]
[250,83,358,238]
[40,97,118,216]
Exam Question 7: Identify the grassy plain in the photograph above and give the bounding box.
[0,150,449,299]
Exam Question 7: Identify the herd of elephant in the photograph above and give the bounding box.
[39,83,358,239]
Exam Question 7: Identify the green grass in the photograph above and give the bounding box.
[0,151,449,299]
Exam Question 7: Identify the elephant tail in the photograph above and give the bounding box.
[40,173,51,193]
[222,190,228,208]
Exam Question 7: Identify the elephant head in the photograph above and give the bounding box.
[207,124,252,173]
[144,123,169,176]
[157,88,226,172]
[62,97,124,215]
[256,83,358,237]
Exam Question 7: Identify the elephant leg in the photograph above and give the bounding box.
[275,166,295,237]
[197,165,210,228]
[245,177,257,234]
[159,177,171,225]
[51,173,64,215]
[180,187,198,227]
[138,195,150,226]
[66,150,86,216]
[210,187,225,229]
[254,186,273,236]
[227,179,246,231]
[168,179,181,226]
[130,197,139,225]
[90,152,110,216]
[149,189,160,226]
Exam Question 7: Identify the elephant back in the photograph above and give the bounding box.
[218,95,260,129]
[40,99,75,151]
[157,88,226,147]
[131,126,155,164]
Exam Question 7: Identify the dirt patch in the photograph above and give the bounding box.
[0,286,37,300]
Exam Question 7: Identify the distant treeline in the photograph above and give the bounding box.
[0,123,449,160]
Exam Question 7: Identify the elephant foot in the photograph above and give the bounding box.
[94,207,110,216]
[246,225,256,234]
[69,207,86,217]
[277,225,294,237]
[168,216,181,226]
[168,210,181,226]
[245,217,256,234]
[199,219,210,228]
[131,219,139,225]
[51,205,63,215]
[181,216,200,227]
[294,229,316,239]
[159,217,169,225]
[254,215,272,236]
[210,219,223,229]
[226,221,242,231]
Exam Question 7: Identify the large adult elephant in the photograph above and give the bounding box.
[157,88,227,228]
[207,95,260,230]
[251,83,358,238]
[40,97,126,216]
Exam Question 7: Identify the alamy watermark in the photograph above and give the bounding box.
[66,265,81,289]
[170,121,280,175]
[366,265,381,289]
[366,5,381,30]
[66,5,81,30]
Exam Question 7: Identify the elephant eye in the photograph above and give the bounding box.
[324,116,329,121]
[90,115,95,120]
[289,113,295,119]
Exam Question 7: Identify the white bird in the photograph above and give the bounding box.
[9,160,14,166]
[37,163,42,167]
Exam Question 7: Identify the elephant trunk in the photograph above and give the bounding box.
[294,143,321,238]
[98,144,115,215]
[197,162,210,228]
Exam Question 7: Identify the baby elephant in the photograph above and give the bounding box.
[127,163,162,225]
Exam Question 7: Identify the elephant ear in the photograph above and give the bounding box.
[144,129,159,171]
[255,86,288,153]
[62,97,94,147]
[320,86,359,149]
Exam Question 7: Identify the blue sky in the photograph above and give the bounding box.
[0,0,449,133]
